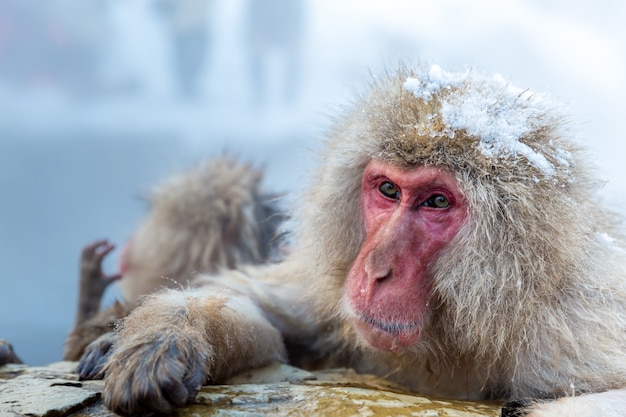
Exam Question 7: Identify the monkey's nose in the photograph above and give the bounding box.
[377,270,392,282]
[366,267,392,284]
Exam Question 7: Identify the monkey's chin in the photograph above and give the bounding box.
[353,318,421,353]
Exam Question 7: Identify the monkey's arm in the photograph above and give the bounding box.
[102,286,288,415]
[75,240,122,326]
[64,300,129,362]
[64,240,126,363]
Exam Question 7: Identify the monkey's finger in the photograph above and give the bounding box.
[123,360,185,414]
[76,358,104,380]
[181,357,208,401]
[111,371,176,416]
[94,243,116,262]
[160,366,205,408]
[104,273,123,284]
[82,239,110,258]
[76,335,115,380]
[76,348,109,380]
[153,345,196,407]
[160,371,191,407]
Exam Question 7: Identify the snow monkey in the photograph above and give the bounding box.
[91,65,626,416]
[63,157,286,370]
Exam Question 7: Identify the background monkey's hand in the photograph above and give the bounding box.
[80,240,121,293]
[75,240,122,326]
[75,332,119,380]
[101,287,287,415]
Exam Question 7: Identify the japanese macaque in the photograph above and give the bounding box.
[63,157,286,367]
[88,65,626,417]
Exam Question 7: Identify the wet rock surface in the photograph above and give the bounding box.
[0,362,502,416]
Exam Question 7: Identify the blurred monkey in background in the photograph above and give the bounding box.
[64,157,286,373]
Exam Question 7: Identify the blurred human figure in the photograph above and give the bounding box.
[245,0,305,107]
[153,0,214,99]
[0,0,104,95]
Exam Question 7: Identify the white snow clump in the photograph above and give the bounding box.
[403,65,565,178]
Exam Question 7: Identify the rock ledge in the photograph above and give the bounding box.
[0,362,502,416]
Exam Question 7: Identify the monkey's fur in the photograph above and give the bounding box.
[97,65,626,416]
[118,157,286,304]
[64,157,285,364]
[302,67,626,398]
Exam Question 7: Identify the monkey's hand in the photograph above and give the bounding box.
[76,332,118,380]
[102,288,287,415]
[103,327,210,415]
[76,240,122,326]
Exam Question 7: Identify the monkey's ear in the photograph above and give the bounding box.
[500,399,531,417]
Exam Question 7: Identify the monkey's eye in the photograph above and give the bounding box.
[422,194,450,209]
[379,181,400,200]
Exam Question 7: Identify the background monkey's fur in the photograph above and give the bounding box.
[118,156,286,304]
[64,157,286,363]
[94,65,626,416]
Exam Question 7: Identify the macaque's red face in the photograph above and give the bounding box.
[345,160,467,352]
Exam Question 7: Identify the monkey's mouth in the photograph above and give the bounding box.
[352,314,423,352]
[360,316,420,335]
[343,297,423,351]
